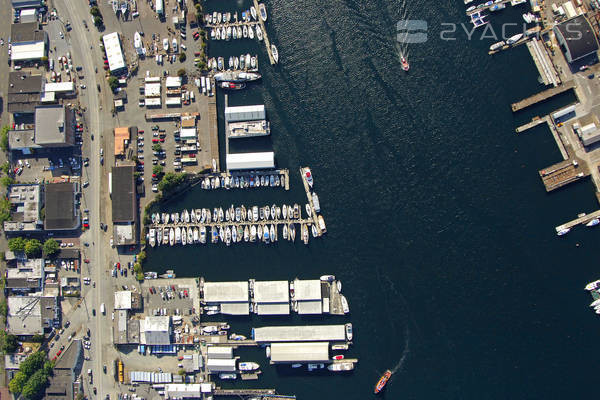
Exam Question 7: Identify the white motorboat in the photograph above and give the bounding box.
[181,228,187,245]
[320,275,335,282]
[232,226,237,242]
[341,295,350,314]
[248,25,255,39]
[585,280,600,291]
[175,227,181,243]
[243,25,248,38]
[188,227,193,243]
[289,223,296,242]
[163,228,169,245]
[282,204,288,219]
[230,333,247,340]
[244,226,249,242]
[259,3,267,21]
[149,229,156,247]
[170,228,175,246]
[489,40,505,51]
[238,362,260,371]
[506,33,523,45]
[257,225,263,241]
[305,204,312,217]
[253,206,259,221]
[200,226,207,243]
[328,362,355,372]
[318,215,327,232]
[250,225,257,241]
[283,224,288,240]
[586,218,599,227]
[557,228,570,236]
[311,224,318,237]
[271,45,279,63]
[345,323,353,341]
[312,192,321,212]
[270,224,275,241]
[250,6,257,20]
[256,25,263,41]
[219,373,237,380]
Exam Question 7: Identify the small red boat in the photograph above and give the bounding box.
[220,81,246,90]
[374,370,392,394]
[401,57,409,72]
[332,355,344,360]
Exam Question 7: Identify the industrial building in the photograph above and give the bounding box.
[3,184,44,232]
[44,340,83,400]
[203,281,249,315]
[165,384,212,399]
[254,280,290,315]
[140,316,171,345]
[6,295,59,336]
[574,113,600,146]
[206,358,237,373]
[10,22,48,62]
[114,126,131,157]
[44,182,80,231]
[102,32,126,72]
[111,165,139,246]
[166,76,182,88]
[294,279,323,314]
[7,71,43,114]
[224,105,266,122]
[252,325,347,343]
[554,15,599,64]
[269,342,330,364]
[207,346,234,359]
[34,105,75,147]
[226,152,275,170]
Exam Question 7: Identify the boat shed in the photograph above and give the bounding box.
[226,152,275,170]
[270,342,330,364]
[203,281,249,315]
[207,346,233,359]
[103,32,126,72]
[294,279,323,314]
[254,280,290,315]
[145,83,161,97]
[252,325,347,343]
[164,384,203,399]
[206,358,237,373]
[224,104,266,122]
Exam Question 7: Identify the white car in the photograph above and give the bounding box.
[152,184,158,192]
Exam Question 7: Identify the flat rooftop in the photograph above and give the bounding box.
[254,280,289,303]
[252,325,346,343]
[44,182,79,230]
[203,281,249,302]
[270,342,330,363]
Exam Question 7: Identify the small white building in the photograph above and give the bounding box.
[102,32,126,72]
[225,105,266,122]
[114,291,132,310]
[144,83,161,97]
[226,152,275,170]
[206,358,237,373]
[165,76,182,88]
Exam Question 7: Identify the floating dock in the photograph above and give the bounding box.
[197,169,289,191]
[207,92,220,172]
[539,159,588,192]
[555,209,600,233]
[515,115,549,133]
[511,80,575,112]
[300,167,324,237]
[214,389,276,396]
[252,0,276,65]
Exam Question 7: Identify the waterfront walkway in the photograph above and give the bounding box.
[511,80,575,111]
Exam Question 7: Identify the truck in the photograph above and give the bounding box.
[100,303,105,315]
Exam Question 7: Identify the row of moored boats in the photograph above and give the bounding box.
[204,3,267,27]
[208,54,258,73]
[210,23,265,43]
[200,173,285,190]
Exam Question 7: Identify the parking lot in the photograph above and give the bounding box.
[143,282,195,317]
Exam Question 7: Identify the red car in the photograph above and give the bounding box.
[103,64,109,70]
[117,262,121,270]
[159,138,165,142]
[83,222,89,228]
[152,138,159,143]
[84,259,90,263]
[138,129,144,133]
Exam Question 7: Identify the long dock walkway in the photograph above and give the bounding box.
[300,167,324,236]
[555,209,600,233]
[153,219,314,230]
[252,0,276,65]
[207,92,220,172]
[511,80,575,112]
[214,389,276,396]
[515,115,548,133]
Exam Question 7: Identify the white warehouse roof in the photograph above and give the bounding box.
[145,83,161,97]
[180,127,197,139]
[227,152,275,170]
[103,32,126,72]
[256,303,290,315]
[204,281,248,302]
[220,302,249,315]
[297,300,322,314]
[206,358,237,373]
[165,384,201,398]
[225,105,266,122]
[44,82,74,93]
[165,76,182,88]
[207,346,233,359]
[11,42,45,61]
[254,280,289,303]
[270,342,330,363]
[252,325,346,343]
[114,290,132,310]
[294,280,321,301]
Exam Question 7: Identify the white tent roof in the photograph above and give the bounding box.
[270,342,330,363]
[180,127,197,138]
[206,358,237,372]
[294,280,321,300]
[253,325,346,342]
[165,76,182,88]
[145,83,161,97]
[220,302,249,315]
[254,280,289,303]
[256,303,290,315]
[204,281,248,302]
[11,42,45,61]
[226,152,274,170]
[297,300,322,314]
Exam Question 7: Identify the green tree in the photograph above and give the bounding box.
[137,251,146,262]
[93,16,103,27]
[152,165,164,176]
[31,334,45,343]
[133,263,142,274]
[1,176,15,187]
[177,68,186,77]
[9,371,27,394]
[24,239,42,258]
[152,143,162,152]
[1,161,10,175]
[8,237,27,252]
[178,52,186,63]
[90,6,100,16]
[19,351,47,377]
[0,125,9,152]
[0,197,11,224]
[107,76,119,91]
[43,239,60,258]
[158,172,185,193]
[0,299,7,316]
[21,368,48,399]
[2,332,19,353]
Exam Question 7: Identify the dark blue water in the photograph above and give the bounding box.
[147,0,600,398]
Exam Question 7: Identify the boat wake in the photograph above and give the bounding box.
[391,327,410,374]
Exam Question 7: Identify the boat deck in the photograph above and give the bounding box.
[466,0,514,15]
[555,209,600,232]
[539,158,589,192]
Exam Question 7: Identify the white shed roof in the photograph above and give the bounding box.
[270,342,330,363]
[254,280,289,303]
[165,384,201,398]
[207,346,233,359]
[294,280,321,300]
[297,300,322,314]
[44,82,75,93]
[165,76,182,88]
[224,104,265,122]
[206,358,237,372]
[180,127,197,138]
[145,97,161,106]
[204,281,248,302]
[256,303,290,315]
[103,32,126,71]
[227,152,275,170]
[11,42,45,61]
[252,325,346,342]
[166,97,181,106]
[220,302,249,315]
[145,83,161,97]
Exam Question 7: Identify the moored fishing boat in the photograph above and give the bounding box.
[318,215,326,232]
[250,6,257,20]
[200,226,206,243]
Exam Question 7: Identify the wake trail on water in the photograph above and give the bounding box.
[391,327,410,374]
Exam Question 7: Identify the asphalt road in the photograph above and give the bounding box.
[51,1,113,397]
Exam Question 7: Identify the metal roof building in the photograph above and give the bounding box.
[44,182,80,231]
[224,104,266,122]
[114,291,132,310]
[220,303,250,315]
[164,384,202,398]
[204,281,248,302]
[206,358,237,373]
[165,76,182,88]
[252,325,346,343]
[140,316,171,345]
[554,15,599,63]
[102,32,126,72]
[254,280,290,315]
[294,279,323,314]
[207,346,233,359]
[270,342,330,363]
[226,152,275,170]
[144,83,161,97]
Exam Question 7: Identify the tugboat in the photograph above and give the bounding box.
[374,370,392,394]
[401,56,409,72]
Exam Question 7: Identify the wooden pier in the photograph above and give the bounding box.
[214,389,276,396]
[207,91,220,172]
[511,80,575,112]
[252,0,276,65]
[555,209,600,233]
[299,167,324,236]
[539,159,588,192]
[515,115,548,133]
